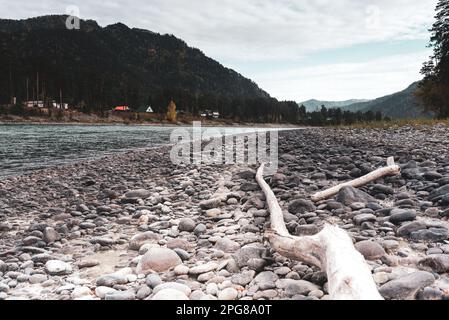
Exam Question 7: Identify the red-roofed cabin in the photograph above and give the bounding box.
[113,106,130,112]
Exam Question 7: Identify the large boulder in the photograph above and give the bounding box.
[379,271,435,300]
[136,248,182,274]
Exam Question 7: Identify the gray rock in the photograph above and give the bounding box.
[136,248,182,274]
[0,260,6,273]
[136,286,152,300]
[379,271,435,300]
[232,246,267,268]
[214,237,240,253]
[353,213,377,225]
[419,254,449,273]
[276,279,319,296]
[231,270,255,286]
[336,186,376,205]
[96,274,128,287]
[105,291,136,300]
[252,271,279,290]
[429,184,449,201]
[410,228,449,242]
[355,240,386,260]
[397,221,427,237]
[200,198,222,210]
[145,274,162,288]
[124,189,151,199]
[389,209,417,225]
[288,199,316,215]
[193,224,207,236]
[178,218,196,232]
[43,227,60,244]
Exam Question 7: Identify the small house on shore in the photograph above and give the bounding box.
[113,106,130,112]
[137,106,154,113]
[24,100,45,108]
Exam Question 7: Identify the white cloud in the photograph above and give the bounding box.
[0,0,437,61]
[0,0,438,100]
[255,50,431,101]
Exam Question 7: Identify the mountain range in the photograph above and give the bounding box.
[301,82,433,119]
[0,15,269,112]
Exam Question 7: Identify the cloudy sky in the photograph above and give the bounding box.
[0,0,438,101]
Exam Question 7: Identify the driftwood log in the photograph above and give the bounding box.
[256,163,383,300]
[311,157,401,202]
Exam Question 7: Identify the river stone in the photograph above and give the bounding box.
[355,240,386,260]
[95,286,118,299]
[218,287,238,300]
[145,274,162,288]
[178,218,196,232]
[152,288,189,300]
[418,254,449,273]
[379,271,435,300]
[353,213,377,225]
[105,291,136,300]
[189,262,218,275]
[232,246,267,268]
[288,199,316,214]
[428,184,449,201]
[153,282,191,296]
[397,221,427,237]
[129,231,162,251]
[336,186,376,205]
[231,270,255,286]
[124,189,151,199]
[45,260,72,275]
[200,198,221,210]
[276,279,320,296]
[389,209,417,225]
[410,228,449,242]
[96,274,128,287]
[136,248,182,274]
[214,237,240,253]
[252,271,279,290]
[43,227,60,244]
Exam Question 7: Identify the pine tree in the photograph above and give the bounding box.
[418,0,449,117]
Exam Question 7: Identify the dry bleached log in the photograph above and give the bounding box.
[256,163,383,300]
[311,157,400,202]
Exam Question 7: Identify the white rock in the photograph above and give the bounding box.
[45,260,72,275]
[95,286,118,299]
[153,282,191,296]
[206,283,218,295]
[218,287,238,300]
[189,262,218,275]
[152,288,189,300]
[71,287,93,299]
[174,265,189,276]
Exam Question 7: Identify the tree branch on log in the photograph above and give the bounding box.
[311,157,400,203]
[256,163,383,300]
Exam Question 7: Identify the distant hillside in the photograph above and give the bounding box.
[341,82,433,119]
[300,99,370,112]
[0,15,269,112]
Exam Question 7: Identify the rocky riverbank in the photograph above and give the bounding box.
[1,126,449,300]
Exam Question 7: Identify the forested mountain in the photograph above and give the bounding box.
[300,99,370,112]
[341,82,433,119]
[0,15,290,120]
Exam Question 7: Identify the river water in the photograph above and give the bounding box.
[0,124,288,179]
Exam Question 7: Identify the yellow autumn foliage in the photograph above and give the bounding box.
[167,100,177,122]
